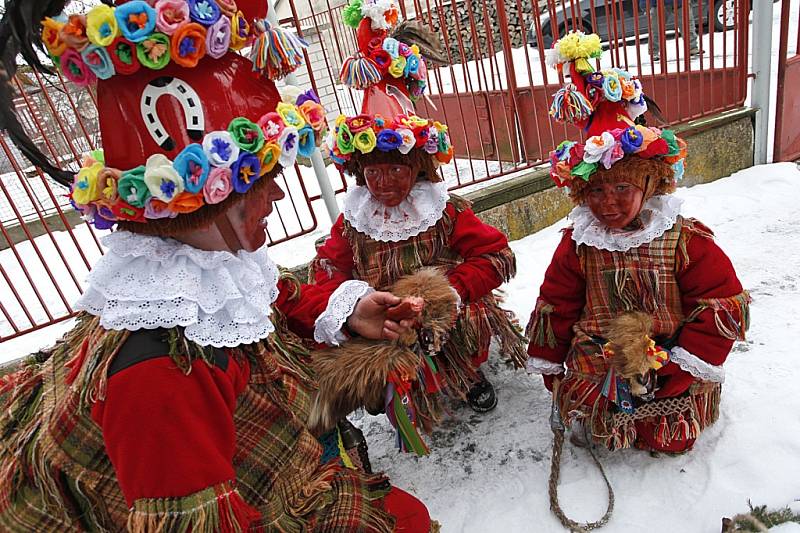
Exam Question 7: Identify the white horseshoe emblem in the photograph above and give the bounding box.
[140,76,205,151]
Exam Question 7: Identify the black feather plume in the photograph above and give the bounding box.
[390,20,450,68]
[0,0,74,187]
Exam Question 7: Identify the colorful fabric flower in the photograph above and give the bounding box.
[554,140,576,161]
[672,160,685,182]
[230,152,261,193]
[637,137,669,158]
[347,114,372,133]
[586,72,604,88]
[229,10,250,50]
[188,0,222,27]
[257,142,281,176]
[297,126,316,158]
[298,101,326,132]
[111,200,146,222]
[136,33,171,69]
[169,191,205,213]
[144,154,184,202]
[395,127,415,155]
[423,128,439,155]
[203,167,233,204]
[388,55,407,78]
[117,165,150,207]
[353,128,377,153]
[369,49,392,73]
[60,49,97,87]
[295,89,321,106]
[634,125,660,152]
[94,209,118,229]
[42,18,67,56]
[202,131,239,167]
[571,160,598,181]
[382,37,400,58]
[174,144,210,193]
[336,124,355,155]
[257,112,286,141]
[620,78,636,100]
[216,0,238,18]
[205,16,231,58]
[582,132,616,164]
[98,167,121,203]
[115,1,157,43]
[144,197,178,219]
[404,54,420,77]
[598,142,624,169]
[619,127,644,154]
[80,45,115,80]
[171,22,207,67]
[602,72,622,102]
[71,162,104,205]
[276,102,307,130]
[60,15,89,51]
[86,5,119,47]
[228,117,265,153]
[155,0,190,35]
[376,129,402,152]
[109,37,141,75]
[278,127,300,167]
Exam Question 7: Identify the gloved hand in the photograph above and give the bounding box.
[655,361,694,398]
[542,373,565,393]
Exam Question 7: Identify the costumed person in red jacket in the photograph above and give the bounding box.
[306,0,526,455]
[0,1,435,530]
[526,32,750,454]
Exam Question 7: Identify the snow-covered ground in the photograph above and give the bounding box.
[353,162,800,532]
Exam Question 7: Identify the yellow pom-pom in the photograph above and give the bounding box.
[577,33,602,58]
[556,32,581,59]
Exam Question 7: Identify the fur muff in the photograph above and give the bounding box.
[606,311,655,397]
[308,268,458,435]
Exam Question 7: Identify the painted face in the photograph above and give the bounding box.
[228,178,286,251]
[585,181,644,229]
[363,163,416,207]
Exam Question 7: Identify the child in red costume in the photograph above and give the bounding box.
[310,0,526,432]
[526,32,750,454]
[0,0,433,530]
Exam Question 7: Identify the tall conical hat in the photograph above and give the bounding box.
[0,0,327,233]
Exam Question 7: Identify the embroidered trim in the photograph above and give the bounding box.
[74,231,280,348]
[343,181,449,242]
[670,346,725,383]
[569,195,683,252]
[313,280,374,346]
[526,357,565,375]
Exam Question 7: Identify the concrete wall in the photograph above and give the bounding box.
[465,107,755,240]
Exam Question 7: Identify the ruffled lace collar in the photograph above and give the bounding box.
[75,231,280,347]
[343,181,449,242]
[569,195,683,252]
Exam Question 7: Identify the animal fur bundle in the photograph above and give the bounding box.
[308,268,458,435]
[605,311,657,397]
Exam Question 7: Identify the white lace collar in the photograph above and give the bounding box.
[343,181,450,242]
[569,195,683,252]
[75,231,280,348]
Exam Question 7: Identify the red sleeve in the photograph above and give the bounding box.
[274,277,340,340]
[310,214,356,287]
[675,227,746,366]
[90,355,259,529]
[446,205,516,302]
[527,230,586,365]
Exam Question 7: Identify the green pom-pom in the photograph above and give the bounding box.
[342,0,364,28]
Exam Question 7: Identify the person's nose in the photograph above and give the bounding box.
[267,178,286,202]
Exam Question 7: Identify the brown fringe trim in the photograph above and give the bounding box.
[676,217,716,271]
[127,480,260,533]
[602,267,660,314]
[483,246,517,283]
[430,519,442,532]
[557,377,721,451]
[308,256,344,284]
[526,298,557,349]
[684,290,751,341]
[279,269,303,302]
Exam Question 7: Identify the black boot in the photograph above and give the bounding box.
[466,371,498,413]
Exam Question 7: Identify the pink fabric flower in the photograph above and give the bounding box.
[257,112,286,141]
[203,167,233,204]
[155,0,190,35]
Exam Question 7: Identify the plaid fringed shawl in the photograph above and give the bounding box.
[0,314,394,532]
[342,197,526,399]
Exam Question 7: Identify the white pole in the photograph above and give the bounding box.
[750,0,774,165]
[267,0,341,223]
